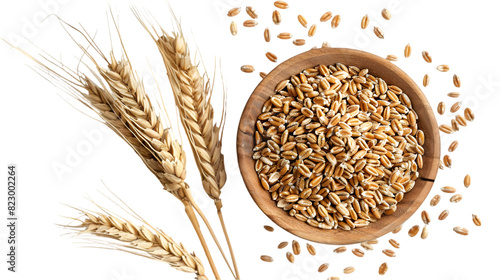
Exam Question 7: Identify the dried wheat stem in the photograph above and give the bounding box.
[69,209,207,280]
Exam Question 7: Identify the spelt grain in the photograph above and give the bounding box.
[423,74,430,87]
[438,210,449,220]
[241,65,255,73]
[266,52,278,62]
[292,240,301,255]
[374,27,384,39]
[277,32,292,39]
[441,186,456,193]
[361,15,369,29]
[404,43,412,58]
[464,108,474,121]
[272,10,281,25]
[352,248,365,257]
[308,24,317,37]
[437,64,450,72]
[422,51,432,63]
[443,155,452,168]
[286,252,295,263]
[278,241,288,249]
[421,210,431,224]
[386,54,398,61]
[464,174,471,187]
[439,124,453,134]
[307,243,316,255]
[421,225,429,239]
[343,266,355,274]
[430,194,441,206]
[448,92,460,98]
[331,15,341,28]
[453,74,461,87]
[293,39,306,46]
[320,11,333,22]
[392,224,403,234]
[264,225,274,232]
[450,101,461,113]
[243,19,258,27]
[382,249,396,257]
[318,263,330,273]
[448,140,459,152]
[379,262,388,275]
[450,194,462,203]
[472,214,481,226]
[227,7,241,17]
[274,1,289,9]
[260,255,274,262]
[453,226,468,236]
[264,28,270,42]
[246,6,258,19]
[389,239,400,249]
[382,9,391,20]
[334,246,347,253]
[408,225,420,237]
[298,15,307,27]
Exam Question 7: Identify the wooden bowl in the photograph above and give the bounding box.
[236,48,440,245]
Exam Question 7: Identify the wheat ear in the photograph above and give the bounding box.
[133,12,239,279]
[66,209,207,279]
[155,29,239,280]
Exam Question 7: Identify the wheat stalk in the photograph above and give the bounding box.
[133,11,239,279]
[66,209,207,279]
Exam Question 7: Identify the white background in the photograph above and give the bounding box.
[1,0,500,280]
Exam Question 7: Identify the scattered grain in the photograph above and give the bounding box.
[266,52,278,62]
[331,15,341,28]
[421,210,431,224]
[430,194,441,206]
[448,92,460,98]
[306,243,316,255]
[259,72,267,79]
[408,225,420,237]
[472,214,481,226]
[361,15,369,29]
[388,239,400,249]
[392,224,403,234]
[450,194,462,203]
[443,155,452,168]
[423,74,430,87]
[246,6,258,18]
[421,225,429,239]
[320,11,333,22]
[404,43,412,58]
[308,24,317,37]
[292,240,301,255]
[448,140,459,152]
[453,74,461,87]
[260,255,274,262]
[293,39,306,46]
[422,51,432,63]
[382,249,396,257]
[243,19,258,27]
[278,241,288,249]
[464,108,474,121]
[361,242,374,251]
[352,248,365,257]
[230,21,238,36]
[277,32,292,39]
[450,101,461,113]
[274,1,289,9]
[343,266,355,274]
[438,210,450,220]
[241,65,254,73]
[453,226,468,236]
[379,262,389,275]
[318,263,330,273]
[374,27,384,39]
[382,9,391,20]
[227,7,241,17]
[298,15,307,28]
[464,174,471,188]
[439,124,453,134]
[264,225,274,232]
[437,64,450,72]
[441,186,456,193]
[437,102,445,115]
[264,28,270,42]
[334,246,347,253]
[386,54,398,61]
[272,10,281,25]
[286,252,295,263]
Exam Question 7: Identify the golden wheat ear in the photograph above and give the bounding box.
[132,9,239,279]
[62,206,207,279]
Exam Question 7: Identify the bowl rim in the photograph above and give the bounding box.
[236,47,440,244]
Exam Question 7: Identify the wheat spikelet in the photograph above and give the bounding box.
[94,52,189,199]
[156,32,226,201]
[69,210,207,279]
[133,12,238,279]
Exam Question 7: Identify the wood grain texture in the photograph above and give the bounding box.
[236,48,440,245]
